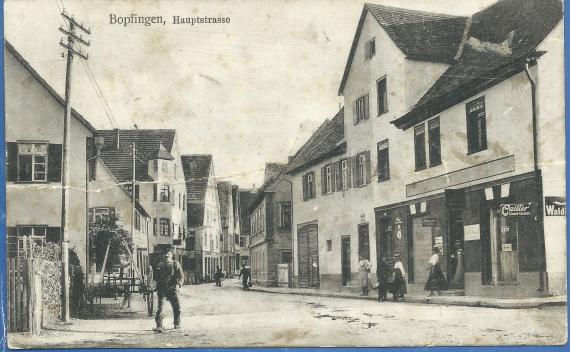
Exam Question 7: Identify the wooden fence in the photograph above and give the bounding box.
[8,258,42,335]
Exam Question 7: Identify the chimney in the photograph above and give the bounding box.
[114,128,120,150]
[288,155,294,163]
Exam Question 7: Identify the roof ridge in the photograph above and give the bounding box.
[364,2,465,20]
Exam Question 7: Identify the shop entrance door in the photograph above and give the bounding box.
[489,207,519,284]
[412,217,432,285]
[341,236,351,286]
[298,223,319,288]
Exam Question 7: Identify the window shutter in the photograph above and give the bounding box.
[47,143,62,182]
[6,142,18,182]
[346,158,352,189]
[153,184,157,201]
[302,175,308,201]
[331,162,338,192]
[153,218,157,235]
[353,101,357,125]
[321,167,326,195]
[351,155,358,187]
[364,94,369,120]
[311,172,316,198]
[365,151,371,184]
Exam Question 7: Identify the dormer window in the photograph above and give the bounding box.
[365,38,375,60]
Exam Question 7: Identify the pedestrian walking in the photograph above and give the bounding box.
[214,265,223,287]
[153,248,184,332]
[358,255,372,296]
[425,246,447,296]
[377,257,389,302]
[238,264,251,291]
[391,253,407,301]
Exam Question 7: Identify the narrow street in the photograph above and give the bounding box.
[9,279,567,348]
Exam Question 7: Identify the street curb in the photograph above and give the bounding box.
[249,287,567,309]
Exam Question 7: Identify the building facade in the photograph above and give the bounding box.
[288,0,565,297]
[238,189,257,267]
[5,41,96,272]
[95,129,188,276]
[182,155,222,282]
[217,181,237,276]
[249,164,293,287]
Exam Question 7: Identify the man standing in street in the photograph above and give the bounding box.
[154,247,184,332]
[238,264,251,291]
[358,255,372,296]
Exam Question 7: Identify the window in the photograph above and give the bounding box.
[414,124,427,171]
[354,94,369,124]
[153,218,157,236]
[18,143,47,182]
[160,218,170,236]
[153,160,158,171]
[302,171,316,201]
[377,139,390,181]
[326,240,332,252]
[186,231,195,251]
[160,185,170,202]
[365,38,375,59]
[340,159,349,190]
[466,96,487,154]
[428,117,442,166]
[377,76,388,115]
[179,193,182,209]
[92,207,110,223]
[280,202,291,229]
[162,161,168,172]
[183,195,186,210]
[322,164,333,195]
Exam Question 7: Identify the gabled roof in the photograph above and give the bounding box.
[338,4,468,94]
[181,154,213,203]
[286,108,345,175]
[97,129,176,183]
[264,163,288,184]
[217,181,232,228]
[392,0,563,130]
[5,40,97,133]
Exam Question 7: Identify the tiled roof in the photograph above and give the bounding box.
[5,40,97,133]
[217,181,232,228]
[97,129,176,183]
[286,108,345,175]
[338,4,468,94]
[264,163,288,184]
[187,203,205,227]
[393,0,563,129]
[181,155,212,203]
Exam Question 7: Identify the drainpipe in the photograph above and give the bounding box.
[523,56,546,293]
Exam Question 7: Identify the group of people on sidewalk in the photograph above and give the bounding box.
[358,243,464,302]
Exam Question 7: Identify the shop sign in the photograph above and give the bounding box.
[434,236,443,253]
[422,217,437,227]
[545,197,566,216]
[500,203,531,217]
[502,243,513,252]
[464,224,480,241]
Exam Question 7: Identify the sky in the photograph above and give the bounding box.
[4,0,495,188]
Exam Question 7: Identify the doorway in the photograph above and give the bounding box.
[411,217,433,286]
[489,207,519,284]
[298,223,319,288]
[341,236,351,286]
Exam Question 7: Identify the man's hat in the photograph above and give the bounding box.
[393,253,401,258]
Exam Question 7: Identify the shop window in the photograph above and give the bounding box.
[466,96,487,154]
[377,139,389,181]
[489,207,519,283]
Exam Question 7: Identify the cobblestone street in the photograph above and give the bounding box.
[9,279,567,348]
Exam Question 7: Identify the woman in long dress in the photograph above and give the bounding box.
[425,247,447,296]
[392,253,407,301]
[358,256,372,296]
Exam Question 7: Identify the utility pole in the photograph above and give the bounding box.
[59,10,90,323]
[131,142,136,279]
